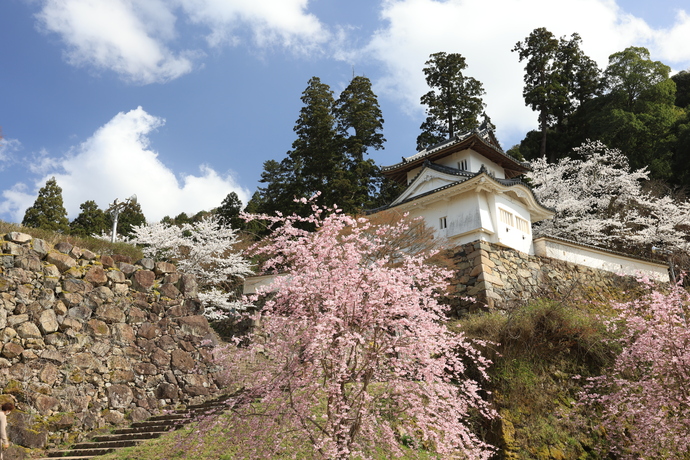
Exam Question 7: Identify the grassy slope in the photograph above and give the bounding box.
[0,221,143,260]
[87,298,624,460]
[456,299,622,460]
[5,221,629,459]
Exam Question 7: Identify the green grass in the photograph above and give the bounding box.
[455,299,619,459]
[91,415,441,460]
[0,220,143,260]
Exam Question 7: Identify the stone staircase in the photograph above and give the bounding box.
[37,394,235,460]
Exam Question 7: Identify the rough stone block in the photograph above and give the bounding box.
[138,322,161,339]
[16,322,42,339]
[107,384,134,409]
[1,342,23,359]
[111,323,135,343]
[87,318,110,336]
[155,262,176,275]
[39,309,59,334]
[45,252,77,272]
[177,316,211,337]
[5,232,32,244]
[132,270,155,291]
[84,266,108,285]
[171,349,195,372]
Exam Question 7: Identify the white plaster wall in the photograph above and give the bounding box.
[402,192,492,240]
[534,237,669,282]
[413,175,451,196]
[469,150,504,178]
[493,194,533,253]
[407,166,423,184]
[434,149,505,178]
[243,274,288,294]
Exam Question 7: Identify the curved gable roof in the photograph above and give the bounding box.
[373,161,554,223]
[382,127,529,184]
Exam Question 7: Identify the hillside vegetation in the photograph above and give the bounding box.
[87,294,639,460]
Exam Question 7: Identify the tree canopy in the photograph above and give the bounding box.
[527,140,690,256]
[417,52,485,150]
[216,191,244,230]
[513,28,600,161]
[22,177,70,233]
[202,204,495,459]
[251,75,391,221]
[69,200,109,237]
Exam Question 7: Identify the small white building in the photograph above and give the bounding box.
[377,125,669,283]
[379,125,554,255]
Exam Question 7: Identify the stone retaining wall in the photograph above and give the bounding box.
[447,240,643,314]
[0,232,225,455]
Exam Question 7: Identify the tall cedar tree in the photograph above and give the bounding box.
[671,70,690,187]
[513,28,565,161]
[253,77,341,219]
[513,28,601,162]
[417,52,485,150]
[22,177,70,233]
[334,75,386,210]
[253,75,389,220]
[69,200,109,237]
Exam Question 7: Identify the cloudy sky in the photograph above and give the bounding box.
[1,0,689,223]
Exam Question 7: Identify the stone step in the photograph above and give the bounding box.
[130,419,185,428]
[94,430,168,441]
[39,457,95,460]
[47,447,115,457]
[71,439,142,450]
[35,392,238,460]
[110,425,172,435]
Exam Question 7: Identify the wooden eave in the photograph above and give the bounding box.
[387,170,555,223]
[382,133,529,185]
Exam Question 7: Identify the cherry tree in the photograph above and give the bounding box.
[578,280,690,458]
[210,203,495,459]
[131,216,253,319]
[527,140,690,255]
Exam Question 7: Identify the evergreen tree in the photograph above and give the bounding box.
[604,46,671,110]
[334,75,386,211]
[69,200,109,237]
[513,28,602,162]
[22,177,69,233]
[416,52,485,150]
[111,200,146,238]
[256,77,342,218]
[290,77,343,208]
[513,28,566,161]
[173,212,192,225]
[255,75,391,220]
[216,191,244,229]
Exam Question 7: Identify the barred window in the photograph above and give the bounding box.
[439,216,447,229]
[499,208,514,227]
[516,216,530,233]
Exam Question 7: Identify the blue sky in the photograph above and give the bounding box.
[1,0,689,223]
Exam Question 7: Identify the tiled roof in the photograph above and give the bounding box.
[369,162,551,214]
[381,126,528,174]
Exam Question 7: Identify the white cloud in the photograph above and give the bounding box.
[653,10,690,63]
[363,0,690,148]
[177,0,330,52]
[36,0,195,84]
[0,107,250,223]
[35,0,330,83]
[0,138,22,170]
